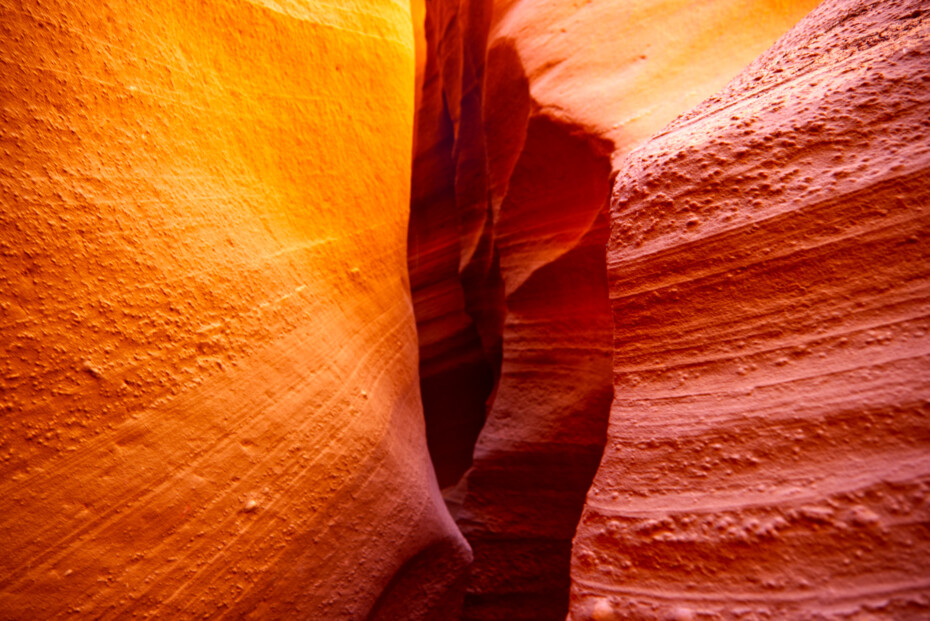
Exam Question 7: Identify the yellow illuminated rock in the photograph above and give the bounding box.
[0,0,468,618]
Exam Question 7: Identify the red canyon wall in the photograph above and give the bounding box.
[409,0,500,490]
[410,1,820,619]
[0,1,469,618]
[571,0,930,619]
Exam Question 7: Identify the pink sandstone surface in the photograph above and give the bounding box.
[571,0,930,618]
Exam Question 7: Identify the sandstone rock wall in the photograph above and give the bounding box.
[5,0,927,618]
[409,0,500,490]
[409,1,820,619]
[0,1,468,618]
[571,0,930,618]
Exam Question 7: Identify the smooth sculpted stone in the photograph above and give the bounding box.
[410,1,820,619]
[571,0,930,618]
[485,0,823,169]
[0,1,469,618]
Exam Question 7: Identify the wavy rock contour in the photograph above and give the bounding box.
[409,1,820,618]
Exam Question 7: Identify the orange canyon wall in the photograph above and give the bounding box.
[2,0,928,619]
[0,1,469,618]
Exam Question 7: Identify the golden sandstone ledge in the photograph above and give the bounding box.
[1,1,927,619]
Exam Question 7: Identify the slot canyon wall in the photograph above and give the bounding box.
[0,1,470,619]
[570,0,930,618]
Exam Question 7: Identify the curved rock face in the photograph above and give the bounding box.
[571,0,930,618]
[0,1,469,618]
[457,112,615,620]
[410,1,819,619]
[485,0,823,168]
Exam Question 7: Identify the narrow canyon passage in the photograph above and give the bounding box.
[1,0,928,619]
[406,0,870,619]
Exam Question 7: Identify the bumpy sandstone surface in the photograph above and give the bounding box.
[0,1,469,618]
[571,0,930,619]
[410,1,820,618]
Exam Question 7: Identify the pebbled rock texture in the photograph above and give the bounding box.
[0,1,469,618]
[571,0,930,619]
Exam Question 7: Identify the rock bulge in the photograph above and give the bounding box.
[0,1,468,618]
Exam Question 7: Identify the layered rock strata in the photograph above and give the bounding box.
[0,1,469,618]
[571,0,930,618]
